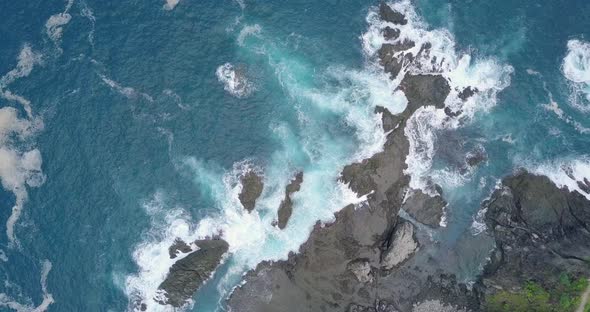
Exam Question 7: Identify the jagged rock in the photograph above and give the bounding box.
[382,26,400,40]
[239,171,263,212]
[375,106,398,132]
[378,43,415,79]
[465,148,486,167]
[577,177,590,194]
[379,2,407,25]
[381,220,418,269]
[168,238,192,259]
[348,259,374,283]
[400,74,450,110]
[412,300,467,312]
[402,190,446,227]
[481,171,590,301]
[458,86,478,101]
[277,172,304,229]
[157,239,229,307]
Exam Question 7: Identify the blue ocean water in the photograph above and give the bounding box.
[0,0,589,311]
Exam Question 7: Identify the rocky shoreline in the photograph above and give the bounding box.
[225,3,590,312]
[148,3,590,311]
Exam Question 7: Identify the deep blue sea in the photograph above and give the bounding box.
[0,0,589,311]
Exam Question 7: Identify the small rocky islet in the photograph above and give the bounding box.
[151,3,590,311]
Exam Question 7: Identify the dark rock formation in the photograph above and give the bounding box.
[277,172,304,229]
[379,2,407,25]
[239,171,263,212]
[168,238,192,259]
[479,171,590,302]
[402,190,446,228]
[382,26,400,40]
[157,239,229,307]
[381,220,418,269]
[228,64,453,312]
[458,87,478,101]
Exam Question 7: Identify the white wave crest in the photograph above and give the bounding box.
[530,157,590,201]
[563,39,590,112]
[215,63,253,98]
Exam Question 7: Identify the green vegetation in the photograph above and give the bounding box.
[485,274,589,312]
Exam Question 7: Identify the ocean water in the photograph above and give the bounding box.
[0,0,589,311]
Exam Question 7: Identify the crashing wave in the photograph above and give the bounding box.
[363,0,513,193]
[530,157,590,201]
[215,63,253,98]
[562,39,590,112]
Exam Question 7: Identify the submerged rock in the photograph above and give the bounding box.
[157,239,229,307]
[238,171,263,212]
[457,86,478,101]
[277,172,303,229]
[379,2,407,25]
[402,190,446,228]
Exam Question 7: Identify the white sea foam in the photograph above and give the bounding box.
[0,46,45,246]
[530,157,590,200]
[215,63,253,98]
[99,74,154,102]
[45,0,74,48]
[237,24,262,47]
[363,1,513,193]
[0,45,43,117]
[0,260,54,312]
[80,1,96,45]
[163,0,180,10]
[563,39,590,112]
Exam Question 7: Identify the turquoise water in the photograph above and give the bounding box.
[0,0,589,311]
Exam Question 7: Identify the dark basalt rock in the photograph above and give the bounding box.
[399,74,450,110]
[379,2,407,25]
[168,238,192,259]
[465,148,486,168]
[277,172,304,229]
[238,171,264,212]
[382,26,400,40]
[402,190,446,228]
[157,239,229,308]
[578,177,590,194]
[378,42,415,79]
[458,86,478,101]
[480,171,590,304]
[443,107,462,118]
[375,106,398,132]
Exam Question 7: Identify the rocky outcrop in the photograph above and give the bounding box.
[277,172,303,229]
[401,190,446,228]
[381,220,418,269]
[225,5,469,311]
[157,239,229,308]
[168,238,192,259]
[379,2,407,25]
[239,171,263,212]
[479,171,590,302]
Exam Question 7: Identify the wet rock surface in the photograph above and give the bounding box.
[238,171,263,212]
[277,172,303,229]
[168,238,192,259]
[156,239,229,308]
[226,4,590,312]
[479,171,590,302]
[401,190,445,228]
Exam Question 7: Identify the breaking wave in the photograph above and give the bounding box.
[215,63,253,98]
[563,39,590,112]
